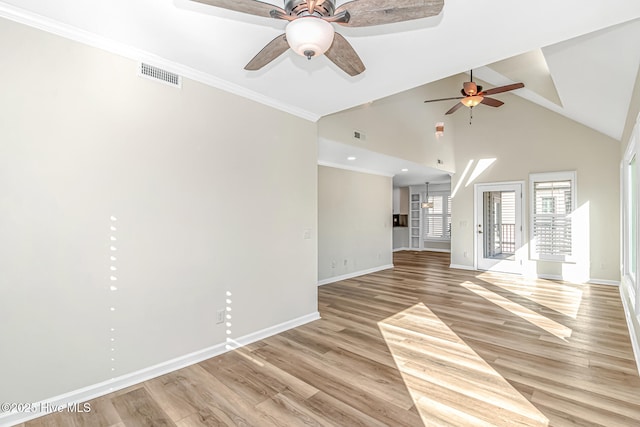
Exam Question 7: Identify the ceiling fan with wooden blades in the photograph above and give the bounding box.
[424,70,524,115]
[190,0,445,76]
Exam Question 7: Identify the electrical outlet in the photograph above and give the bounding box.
[216,309,225,324]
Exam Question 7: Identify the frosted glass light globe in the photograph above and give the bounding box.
[285,17,335,59]
[461,95,484,108]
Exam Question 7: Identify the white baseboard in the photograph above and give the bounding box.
[393,248,451,253]
[619,286,640,376]
[0,312,320,427]
[224,312,320,350]
[535,273,620,286]
[588,278,620,286]
[317,264,394,286]
[449,263,476,271]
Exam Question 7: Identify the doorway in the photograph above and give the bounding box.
[475,182,523,274]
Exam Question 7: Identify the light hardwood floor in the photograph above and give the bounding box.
[18,251,640,426]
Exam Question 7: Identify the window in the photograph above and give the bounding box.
[623,123,638,308]
[530,171,576,261]
[424,192,451,240]
[629,155,637,283]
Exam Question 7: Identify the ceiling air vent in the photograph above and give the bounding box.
[139,63,181,88]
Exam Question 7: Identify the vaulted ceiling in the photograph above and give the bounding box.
[1,0,639,144]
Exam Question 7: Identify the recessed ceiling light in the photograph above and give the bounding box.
[347,156,357,161]
[401,168,409,172]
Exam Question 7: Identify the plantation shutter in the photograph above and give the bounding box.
[531,176,574,260]
[424,194,452,239]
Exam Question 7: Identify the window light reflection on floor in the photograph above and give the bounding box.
[460,281,572,340]
[476,272,583,319]
[378,302,549,426]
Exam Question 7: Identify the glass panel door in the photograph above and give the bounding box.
[475,183,523,273]
[483,190,516,260]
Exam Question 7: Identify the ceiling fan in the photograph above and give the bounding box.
[424,70,524,115]
[190,0,445,76]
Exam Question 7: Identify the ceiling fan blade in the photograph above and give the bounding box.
[244,34,289,71]
[424,96,464,103]
[335,0,444,27]
[325,33,365,76]
[480,97,504,107]
[189,0,285,18]
[270,9,296,21]
[445,102,464,115]
[482,82,525,96]
[323,11,351,23]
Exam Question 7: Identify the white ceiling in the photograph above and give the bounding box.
[1,0,639,187]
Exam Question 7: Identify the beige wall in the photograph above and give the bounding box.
[0,18,318,404]
[318,77,460,173]
[450,92,620,283]
[318,166,393,282]
[319,73,621,283]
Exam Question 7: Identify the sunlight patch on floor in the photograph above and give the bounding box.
[461,281,573,340]
[476,272,583,319]
[379,303,549,426]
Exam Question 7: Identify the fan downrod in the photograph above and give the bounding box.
[285,0,335,17]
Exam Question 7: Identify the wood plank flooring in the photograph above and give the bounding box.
[18,251,640,426]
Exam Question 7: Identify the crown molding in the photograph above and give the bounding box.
[0,4,320,123]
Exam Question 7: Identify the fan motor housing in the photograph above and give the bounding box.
[285,0,335,17]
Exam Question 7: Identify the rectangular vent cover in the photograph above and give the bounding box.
[353,130,366,141]
[139,63,181,88]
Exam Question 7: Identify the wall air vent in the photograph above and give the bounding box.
[353,130,366,141]
[139,63,181,88]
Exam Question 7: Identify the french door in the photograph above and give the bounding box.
[475,182,523,274]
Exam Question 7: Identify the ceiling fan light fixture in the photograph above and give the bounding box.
[463,82,477,96]
[285,16,335,60]
[461,95,484,108]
